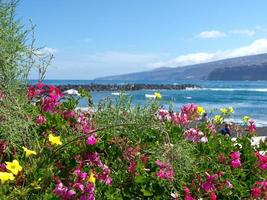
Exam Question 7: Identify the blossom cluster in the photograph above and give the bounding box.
[155,160,174,181]
[184,128,208,143]
[229,151,241,168]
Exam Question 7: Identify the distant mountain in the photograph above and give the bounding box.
[95,53,267,81]
[208,63,267,81]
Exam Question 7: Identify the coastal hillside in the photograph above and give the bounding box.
[95,53,267,81]
[208,63,267,80]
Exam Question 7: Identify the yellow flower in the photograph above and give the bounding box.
[0,172,14,184]
[88,171,96,185]
[22,147,37,157]
[220,108,228,115]
[154,92,162,100]
[229,106,234,113]
[214,115,223,124]
[48,134,62,145]
[197,106,205,115]
[243,115,250,122]
[5,160,23,175]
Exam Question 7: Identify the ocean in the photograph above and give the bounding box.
[30,80,267,127]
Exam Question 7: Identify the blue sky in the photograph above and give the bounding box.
[17,0,267,79]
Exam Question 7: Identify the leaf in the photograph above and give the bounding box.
[141,188,153,197]
[134,175,146,183]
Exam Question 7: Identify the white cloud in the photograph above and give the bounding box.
[230,29,255,37]
[149,38,267,68]
[197,30,226,39]
[39,47,58,54]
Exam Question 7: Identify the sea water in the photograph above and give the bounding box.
[30,80,267,127]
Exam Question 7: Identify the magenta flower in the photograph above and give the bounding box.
[76,113,90,133]
[201,172,218,193]
[229,151,241,168]
[256,151,267,171]
[36,115,46,126]
[183,186,194,200]
[247,119,257,133]
[156,109,171,121]
[230,159,241,168]
[207,123,216,134]
[210,192,217,200]
[127,160,137,174]
[230,151,240,160]
[251,187,262,198]
[184,128,207,143]
[155,160,174,181]
[181,103,198,120]
[86,134,97,146]
[41,96,61,112]
[84,152,112,186]
[53,182,76,199]
[172,112,188,126]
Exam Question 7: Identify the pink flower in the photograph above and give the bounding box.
[256,151,267,171]
[251,187,262,198]
[184,128,207,143]
[210,192,217,200]
[84,152,112,186]
[155,160,174,181]
[229,151,241,168]
[230,159,241,168]
[76,113,90,133]
[36,115,46,126]
[156,109,171,121]
[181,103,198,120]
[183,186,194,200]
[49,85,62,100]
[172,112,188,126]
[41,97,61,112]
[63,110,75,120]
[207,123,216,134]
[247,119,256,133]
[230,151,240,160]
[127,160,137,174]
[201,172,219,193]
[86,134,97,146]
[225,180,233,189]
[53,182,76,199]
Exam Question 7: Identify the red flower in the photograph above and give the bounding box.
[36,115,46,126]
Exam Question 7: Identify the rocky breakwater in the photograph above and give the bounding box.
[59,83,201,92]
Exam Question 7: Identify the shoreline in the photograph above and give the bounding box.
[55,83,201,92]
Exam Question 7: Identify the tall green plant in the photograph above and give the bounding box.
[0,0,53,152]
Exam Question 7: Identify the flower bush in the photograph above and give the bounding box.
[0,83,267,199]
[1,1,267,199]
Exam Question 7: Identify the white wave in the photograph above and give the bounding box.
[185,87,202,91]
[145,94,156,99]
[203,88,267,92]
[185,96,192,99]
[111,92,120,96]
